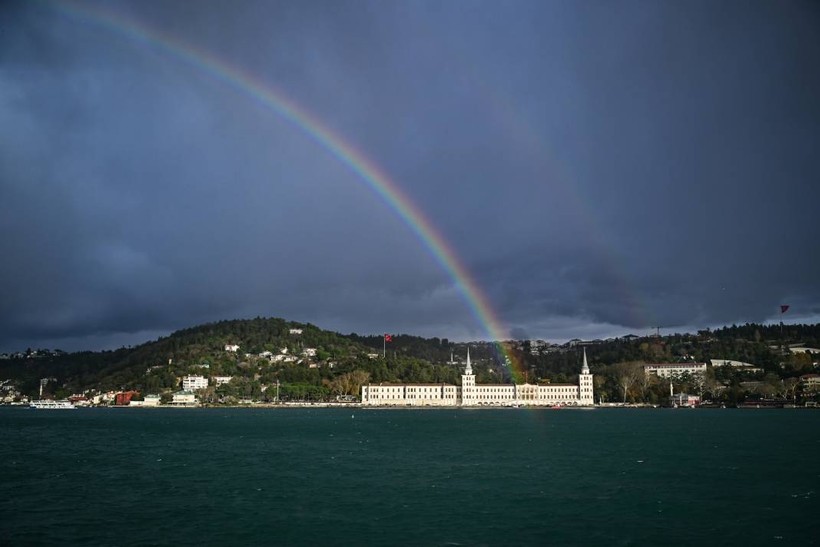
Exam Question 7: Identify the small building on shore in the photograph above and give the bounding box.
[129,395,161,407]
[114,391,139,406]
[170,391,197,405]
[670,393,700,407]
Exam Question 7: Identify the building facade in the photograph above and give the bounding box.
[182,375,209,391]
[643,363,707,378]
[361,349,594,407]
[170,391,197,405]
[670,393,701,407]
[800,374,820,392]
[710,359,763,374]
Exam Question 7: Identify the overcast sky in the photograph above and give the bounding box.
[2,0,819,352]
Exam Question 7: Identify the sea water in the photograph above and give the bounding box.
[1,407,817,546]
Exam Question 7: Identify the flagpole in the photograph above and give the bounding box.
[382,333,392,358]
[780,305,789,349]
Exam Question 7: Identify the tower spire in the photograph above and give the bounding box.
[582,348,590,374]
[465,347,473,375]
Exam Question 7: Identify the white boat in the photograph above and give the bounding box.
[29,400,76,410]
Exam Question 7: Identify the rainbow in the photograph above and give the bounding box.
[49,0,528,379]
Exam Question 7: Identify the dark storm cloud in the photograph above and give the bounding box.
[1,0,819,351]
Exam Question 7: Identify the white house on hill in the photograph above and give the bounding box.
[644,363,707,378]
[182,375,208,391]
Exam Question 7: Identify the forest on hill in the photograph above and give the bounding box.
[1,319,818,405]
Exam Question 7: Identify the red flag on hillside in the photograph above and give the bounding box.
[384,334,393,342]
[780,305,790,314]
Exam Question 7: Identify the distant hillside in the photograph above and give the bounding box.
[1,319,818,405]
[347,322,820,405]
[0,317,461,399]
[354,322,820,376]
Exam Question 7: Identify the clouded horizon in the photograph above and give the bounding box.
[2,0,819,352]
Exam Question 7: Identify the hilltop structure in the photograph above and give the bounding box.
[361,349,594,407]
[643,362,707,378]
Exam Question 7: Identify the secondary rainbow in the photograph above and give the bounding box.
[51,0,526,378]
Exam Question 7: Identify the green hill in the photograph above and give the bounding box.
[0,317,461,400]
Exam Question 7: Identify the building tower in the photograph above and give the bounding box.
[461,347,476,406]
[578,348,594,405]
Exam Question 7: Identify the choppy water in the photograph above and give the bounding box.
[1,407,818,546]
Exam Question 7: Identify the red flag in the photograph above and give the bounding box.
[780,305,790,314]
[384,334,393,342]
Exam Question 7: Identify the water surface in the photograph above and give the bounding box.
[1,407,817,546]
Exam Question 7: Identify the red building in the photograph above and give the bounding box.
[114,391,139,406]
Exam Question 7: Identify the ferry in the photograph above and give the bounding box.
[29,400,76,410]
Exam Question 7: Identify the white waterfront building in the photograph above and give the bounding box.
[361,349,594,407]
[170,391,197,405]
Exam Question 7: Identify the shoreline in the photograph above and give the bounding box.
[7,402,817,410]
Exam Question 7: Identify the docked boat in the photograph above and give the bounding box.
[29,400,76,410]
